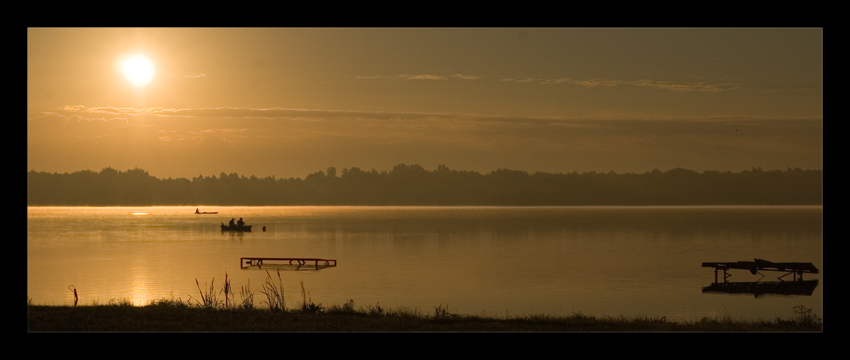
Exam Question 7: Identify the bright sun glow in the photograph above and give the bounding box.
[122,55,154,86]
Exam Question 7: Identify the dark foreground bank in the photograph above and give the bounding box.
[27,303,822,332]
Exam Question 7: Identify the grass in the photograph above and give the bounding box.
[26,275,823,332]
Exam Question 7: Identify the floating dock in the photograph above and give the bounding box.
[241,257,337,270]
[702,258,818,283]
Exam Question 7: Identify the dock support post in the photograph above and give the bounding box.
[778,271,804,282]
[713,268,733,283]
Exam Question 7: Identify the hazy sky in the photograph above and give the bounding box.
[27,28,822,179]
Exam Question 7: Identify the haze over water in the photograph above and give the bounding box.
[27,205,822,321]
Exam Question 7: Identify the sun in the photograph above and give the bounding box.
[122,55,154,86]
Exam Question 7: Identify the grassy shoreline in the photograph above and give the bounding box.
[27,300,823,332]
[28,272,822,332]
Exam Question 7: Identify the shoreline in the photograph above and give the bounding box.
[27,301,822,332]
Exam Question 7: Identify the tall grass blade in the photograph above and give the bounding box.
[300,280,322,313]
[240,279,254,310]
[260,270,285,311]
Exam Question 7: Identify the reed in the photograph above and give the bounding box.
[300,280,323,313]
[223,271,231,308]
[239,279,254,310]
[188,277,221,309]
[68,285,77,306]
[259,270,285,311]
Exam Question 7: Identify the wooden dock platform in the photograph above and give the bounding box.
[241,257,337,270]
[702,258,818,283]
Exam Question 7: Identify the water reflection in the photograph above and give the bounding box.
[703,280,819,297]
[701,259,820,298]
[28,206,822,320]
[221,231,248,241]
[240,257,337,271]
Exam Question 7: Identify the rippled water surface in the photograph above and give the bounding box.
[27,206,822,321]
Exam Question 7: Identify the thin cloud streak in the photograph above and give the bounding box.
[37,105,823,146]
[46,105,820,124]
[500,77,543,83]
[355,74,478,81]
[397,74,446,80]
[353,73,737,92]
[538,78,738,92]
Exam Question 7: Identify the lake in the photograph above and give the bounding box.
[27,206,822,322]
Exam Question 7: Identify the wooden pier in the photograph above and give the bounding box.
[702,258,818,283]
[241,257,337,270]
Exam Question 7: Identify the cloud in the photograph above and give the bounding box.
[354,73,736,91]
[40,104,822,151]
[352,73,734,91]
[573,79,622,88]
[128,106,468,121]
[397,74,446,80]
[48,105,821,127]
[355,74,480,81]
[81,107,167,116]
[535,77,737,92]
[62,105,87,112]
[627,79,737,92]
[500,77,542,83]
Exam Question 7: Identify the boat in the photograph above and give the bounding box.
[195,208,218,214]
[221,224,252,232]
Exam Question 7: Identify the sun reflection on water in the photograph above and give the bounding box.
[131,264,150,306]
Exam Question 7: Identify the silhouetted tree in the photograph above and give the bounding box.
[26,165,823,206]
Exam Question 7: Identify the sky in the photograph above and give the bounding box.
[27,28,823,179]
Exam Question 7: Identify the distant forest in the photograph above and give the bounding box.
[27,164,822,206]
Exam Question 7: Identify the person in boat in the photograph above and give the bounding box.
[195,208,200,214]
[229,218,236,227]
[237,217,245,227]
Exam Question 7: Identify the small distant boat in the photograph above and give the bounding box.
[195,208,218,214]
[221,223,252,232]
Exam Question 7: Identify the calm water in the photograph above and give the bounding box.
[27,206,822,322]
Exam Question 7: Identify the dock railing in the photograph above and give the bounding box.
[702,259,818,283]
[241,257,337,270]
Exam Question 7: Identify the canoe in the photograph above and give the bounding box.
[221,224,252,232]
[196,212,218,214]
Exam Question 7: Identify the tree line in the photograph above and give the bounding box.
[26,164,822,206]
